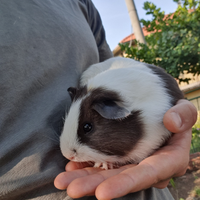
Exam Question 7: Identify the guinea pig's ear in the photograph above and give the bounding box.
[92,101,131,120]
[67,87,77,101]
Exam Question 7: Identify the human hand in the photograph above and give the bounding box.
[54,99,197,199]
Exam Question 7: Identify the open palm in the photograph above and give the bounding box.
[54,100,197,199]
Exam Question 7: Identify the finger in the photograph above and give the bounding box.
[54,167,102,190]
[163,99,197,133]
[95,144,189,200]
[96,163,162,199]
[65,161,93,171]
[152,179,171,189]
[67,165,135,199]
[153,129,191,178]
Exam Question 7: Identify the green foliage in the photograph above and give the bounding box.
[194,187,200,197]
[170,178,176,188]
[191,115,200,153]
[191,186,200,197]
[191,125,200,153]
[119,0,200,83]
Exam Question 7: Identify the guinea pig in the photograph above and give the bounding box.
[60,57,184,170]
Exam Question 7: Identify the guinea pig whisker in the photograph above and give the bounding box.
[41,134,59,144]
[52,130,60,140]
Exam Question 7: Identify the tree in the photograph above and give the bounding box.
[120,0,200,83]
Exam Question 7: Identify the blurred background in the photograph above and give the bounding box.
[92,0,178,50]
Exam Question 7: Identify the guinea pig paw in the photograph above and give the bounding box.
[93,162,108,170]
[101,163,108,170]
[93,162,113,170]
[108,163,114,169]
[93,162,102,168]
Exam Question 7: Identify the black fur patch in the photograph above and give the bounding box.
[146,64,184,105]
[77,87,143,157]
[70,86,88,101]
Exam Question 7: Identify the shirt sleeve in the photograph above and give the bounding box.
[79,0,113,62]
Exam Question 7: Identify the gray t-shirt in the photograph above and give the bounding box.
[0,0,174,199]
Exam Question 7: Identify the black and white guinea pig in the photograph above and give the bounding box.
[60,57,184,170]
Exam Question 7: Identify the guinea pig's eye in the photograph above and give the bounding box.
[83,123,93,133]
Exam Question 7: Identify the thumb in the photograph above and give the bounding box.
[163,99,197,133]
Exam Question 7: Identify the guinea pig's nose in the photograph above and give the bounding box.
[68,149,77,160]
[69,156,75,160]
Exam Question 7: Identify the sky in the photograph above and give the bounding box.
[92,0,178,50]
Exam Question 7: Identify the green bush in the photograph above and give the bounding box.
[191,118,200,153]
[119,0,200,83]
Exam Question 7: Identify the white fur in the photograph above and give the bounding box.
[85,58,172,164]
[60,99,81,160]
[80,57,145,87]
[60,57,173,169]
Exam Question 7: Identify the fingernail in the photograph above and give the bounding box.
[170,112,182,128]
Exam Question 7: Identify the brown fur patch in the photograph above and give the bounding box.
[77,87,143,157]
